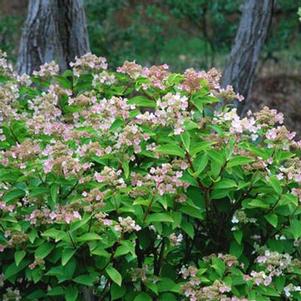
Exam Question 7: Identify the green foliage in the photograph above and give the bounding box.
[1,1,301,70]
[0,15,23,62]
[1,53,301,300]
[85,0,301,70]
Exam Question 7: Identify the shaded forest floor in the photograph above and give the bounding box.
[250,66,301,137]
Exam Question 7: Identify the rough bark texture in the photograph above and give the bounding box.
[17,0,90,74]
[221,0,274,112]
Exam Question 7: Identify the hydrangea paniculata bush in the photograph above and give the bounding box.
[1,51,301,300]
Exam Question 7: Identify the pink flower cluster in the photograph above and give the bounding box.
[92,71,116,86]
[278,158,301,184]
[141,64,170,90]
[32,61,59,77]
[68,93,96,107]
[169,233,183,246]
[247,250,292,287]
[77,141,105,157]
[117,61,143,79]
[266,125,296,148]
[117,60,170,89]
[291,188,301,203]
[0,201,15,213]
[29,258,45,270]
[27,207,81,225]
[95,166,126,189]
[214,109,260,140]
[132,162,188,196]
[80,96,135,132]
[114,216,141,233]
[0,50,13,76]
[148,163,189,195]
[70,53,107,76]
[0,83,19,120]
[1,140,40,166]
[180,273,232,301]
[2,287,21,301]
[27,85,70,123]
[114,124,149,153]
[254,106,284,127]
[82,188,105,212]
[180,68,243,101]
[42,141,92,177]
[136,92,189,135]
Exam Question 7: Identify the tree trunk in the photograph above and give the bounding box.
[17,0,90,74]
[221,0,274,113]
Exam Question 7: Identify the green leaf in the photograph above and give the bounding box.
[35,242,54,259]
[230,241,243,258]
[15,250,26,267]
[4,259,30,279]
[50,184,59,207]
[134,292,152,301]
[47,286,64,296]
[192,153,208,176]
[128,96,156,108]
[42,228,67,242]
[157,278,180,293]
[208,150,224,165]
[190,141,213,156]
[184,120,199,130]
[265,213,278,228]
[25,289,46,299]
[288,219,301,240]
[115,245,130,257]
[181,220,195,239]
[211,257,225,277]
[146,213,174,224]
[3,189,25,202]
[77,233,102,242]
[180,132,190,151]
[233,230,243,245]
[65,286,79,301]
[155,144,185,158]
[180,204,204,220]
[145,281,158,295]
[159,293,177,301]
[70,215,90,232]
[111,283,126,300]
[56,75,72,89]
[30,187,48,197]
[227,156,254,168]
[91,247,110,258]
[106,266,122,286]
[28,229,38,243]
[242,198,269,209]
[269,176,282,195]
[73,274,97,286]
[110,118,124,132]
[214,179,237,190]
[62,248,76,266]
[122,160,130,179]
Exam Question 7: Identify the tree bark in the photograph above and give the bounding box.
[17,0,90,74]
[221,0,274,112]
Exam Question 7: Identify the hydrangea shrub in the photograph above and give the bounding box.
[1,51,301,300]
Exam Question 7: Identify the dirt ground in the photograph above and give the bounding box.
[250,71,301,137]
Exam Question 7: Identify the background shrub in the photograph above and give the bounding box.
[1,53,301,300]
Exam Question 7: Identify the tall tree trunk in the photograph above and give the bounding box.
[17,0,90,74]
[221,0,274,113]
